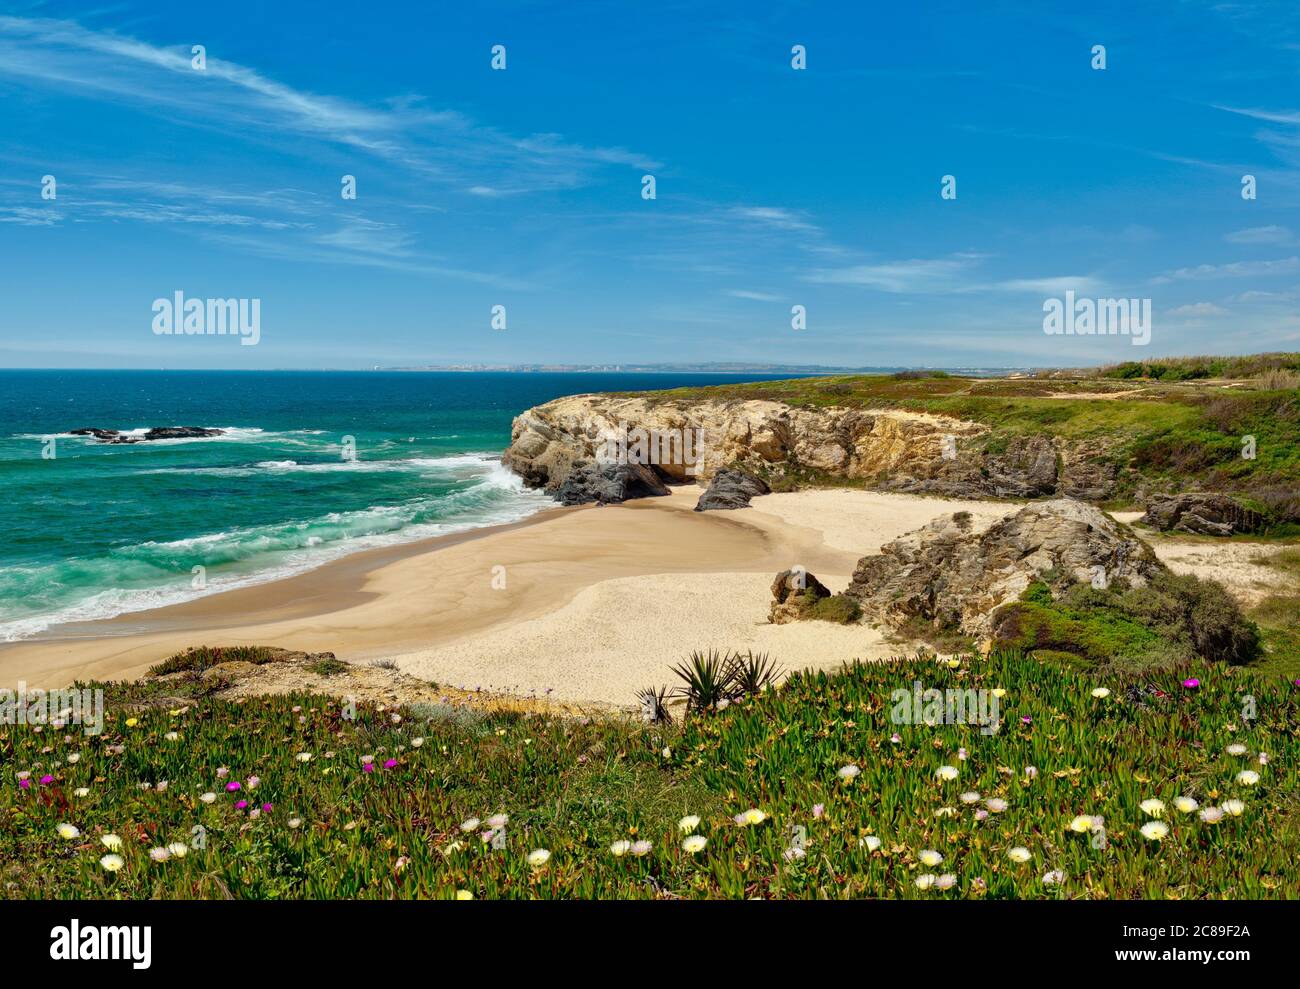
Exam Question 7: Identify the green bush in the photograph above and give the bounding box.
[805,592,862,624]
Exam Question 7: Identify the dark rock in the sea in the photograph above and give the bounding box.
[73,426,225,444]
[553,462,670,506]
[769,567,833,624]
[694,468,771,511]
[1140,493,1265,536]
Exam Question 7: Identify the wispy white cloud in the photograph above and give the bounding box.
[1152,256,1300,283]
[803,254,1102,296]
[1224,224,1295,245]
[1168,302,1229,317]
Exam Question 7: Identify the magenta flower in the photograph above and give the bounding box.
[18,779,30,790]
[813,803,825,819]
[261,803,273,813]
[235,799,248,810]
[1020,717,1032,725]
[1182,678,1200,689]
[384,759,397,769]
[363,763,375,773]
[40,775,54,785]
[226,781,241,792]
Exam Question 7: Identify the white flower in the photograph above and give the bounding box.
[837,764,860,780]
[1199,806,1225,824]
[918,849,943,867]
[610,840,632,857]
[985,798,1008,813]
[73,787,90,798]
[99,854,124,873]
[1007,846,1031,863]
[1139,799,1165,818]
[677,815,701,833]
[959,791,981,804]
[631,840,653,857]
[148,847,171,862]
[734,808,767,826]
[1235,770,1260,786]
[167,842,188,858]
[1174,796,1199,814]
[296,752,313,762]
[1222,799,1245,816]
[288,817,303,829]
[1024,766,1039,778]
[100,834,123,850]
[1042,870,1066,886]
[1090,687,1111,698]
[935,765,959,781]
[56,823,80,840]
[410,737,424,748]
[860,835,882,852]
[681,835,708,854]
[459,817,481,832]
[199,792,216,804]
[487,813,509,829]
[783,846,806,862]
[526,848,551,867]
[66,752,81,763]
[935,874,957,890]
[1069,815,1098,834]
[1225,743,1247,756]
[164,731,179,742]
[915,873,936,889]
[934,806,957,818]
[661,746,671,758]
[1140,821,1169,841]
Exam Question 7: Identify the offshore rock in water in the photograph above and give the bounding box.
[694,468,771,511]
[71,426,225,444]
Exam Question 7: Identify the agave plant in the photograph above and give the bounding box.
[670,649,736,712]
[635,684,673,725]
[726,650,784,697]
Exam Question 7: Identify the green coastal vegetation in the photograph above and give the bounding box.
[3,646,1295,899]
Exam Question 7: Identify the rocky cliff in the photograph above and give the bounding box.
[502,393,1115,501]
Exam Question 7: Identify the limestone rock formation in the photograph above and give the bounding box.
[553,462,670,506]
[768,568,832,624]
[844,498,1164,638]
[694,468,771,511]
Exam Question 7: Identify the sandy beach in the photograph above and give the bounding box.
[3,487,1289,706]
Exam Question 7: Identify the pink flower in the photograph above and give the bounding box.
[261,803,273,813]
[1182,678,1200,689]
[1020,717,1031,725]
[384,759,398,769]
[226,781,241,792]
[362,763,375,773]
[813,804,825,819]
[18,779,30,790]
[40,775,54,785]
[246,776,260,790]
[235,800,248,810]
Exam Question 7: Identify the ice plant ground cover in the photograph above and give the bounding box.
[1,649,1296,899]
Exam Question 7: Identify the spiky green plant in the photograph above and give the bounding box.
[670,649,735,712]
[725,650,784,696]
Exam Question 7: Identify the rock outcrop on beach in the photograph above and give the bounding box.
[502,393,1118,503]
[71,426,225,443]
[694,468,771,511]
[1140,492,1265,536]
[554,462,670,506]
[843,498,1165,639]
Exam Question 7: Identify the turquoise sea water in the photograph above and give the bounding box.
[0,370,796,640]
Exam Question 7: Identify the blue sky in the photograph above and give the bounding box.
[1,0,1298,369]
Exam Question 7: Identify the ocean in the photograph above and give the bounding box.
[0,370,806,642]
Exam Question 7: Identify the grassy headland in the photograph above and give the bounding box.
[631,357,1300,525]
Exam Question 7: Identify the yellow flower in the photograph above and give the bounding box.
[125,718,139,728]
[455,889,474,900]
[1090,687,1110,698]
[1069,815,1097,834]
[991,688,1007,699]
[677,815,701,832]
[919,849,943,867]
[101,834,123,851]
[56,823,80,840]
[735,808,767,826]
[1174,796,1199,814]
[1221,799,1245,816]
